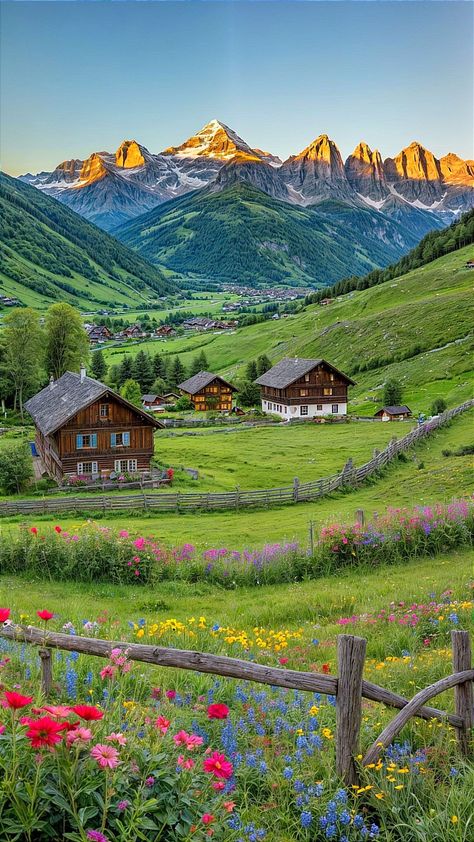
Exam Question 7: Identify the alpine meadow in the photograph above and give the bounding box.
[0,2,473,842]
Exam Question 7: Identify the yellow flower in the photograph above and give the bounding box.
[375,792,385,800]
[136,628,144,639]
[398,768,410,774]
[309,705,319,716]
[296,728,304,736]
[451,816,458,824]
[322,728,333,739]
[394,784,404,790]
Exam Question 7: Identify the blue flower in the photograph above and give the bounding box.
[300,811,312,828]
[283,766,293,779]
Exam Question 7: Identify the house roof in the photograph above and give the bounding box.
[178,371,237,395]
[375,405,412,416]
[25,371,163,435]
[142,394,160,403]
[255,358,355,388]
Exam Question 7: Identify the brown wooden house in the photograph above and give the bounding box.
[178,371,237,412]
[255,357,355,419]
[25,370,163,481]
[374,405,412,421]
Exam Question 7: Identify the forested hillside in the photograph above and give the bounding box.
[0,173,174,310]
[306,208,474,303]
[114,182,436,286]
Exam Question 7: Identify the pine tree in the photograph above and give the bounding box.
[153,352,166,379]
[256,354,272,376]
[383,378,403,406]
[168,356,186,389]
[118,355,134,387]
[132,351,154,391]
[90,349,107,382]
[246,360,258,381]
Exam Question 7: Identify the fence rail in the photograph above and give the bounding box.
[0,625,471,787]
[1,400,472,518]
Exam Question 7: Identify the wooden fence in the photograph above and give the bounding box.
[0,399,472,518]
[0,624,471,786]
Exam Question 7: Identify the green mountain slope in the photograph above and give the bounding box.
[0,172,175,310]
[114,182,437,286]
[103,241,474,413]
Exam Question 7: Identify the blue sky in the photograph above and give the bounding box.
[1,1,472,175]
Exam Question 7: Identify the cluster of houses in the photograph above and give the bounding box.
[85,318,238,345]
[24,357,413,482]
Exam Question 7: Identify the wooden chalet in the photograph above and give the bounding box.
[155,325,176,337]
[86,324,112,344]
[255,358,355,419]
[374,405,412,421]
[178,371,237,412]
[25,369,163,482]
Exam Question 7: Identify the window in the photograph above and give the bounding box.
[77,461,98,475]
[304,373,310,382]
[195,396,205,402]
[111,432,130,447]
[300,388,310,397]
[76,433,97,449]
[114,459,137,473]
[100,404,109,418]
[330,373,334,381]
[300,406,308,416]
[323,387,333,396]
[332,404,339,414]
[207,386,218,393]
[317,404,323,411]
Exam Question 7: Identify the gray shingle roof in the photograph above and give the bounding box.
[178,371,236,395]
[376,405,412,415]
[25,371,162,435]
[255,357,355,388]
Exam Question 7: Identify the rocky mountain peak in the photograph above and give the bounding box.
[78,153,109,186]
[115,140,148,169]
[386,142,442,182]
[161,119,260,161]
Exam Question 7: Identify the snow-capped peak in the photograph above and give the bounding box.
[161,119,268,161]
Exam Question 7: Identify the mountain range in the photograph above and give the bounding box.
[21,120,474,231]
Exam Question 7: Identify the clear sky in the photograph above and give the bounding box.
[1,1,472,175]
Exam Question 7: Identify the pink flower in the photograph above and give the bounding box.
[119,530,129,538]
[203,751,233,779]
[185,734,204,750]
[90,743,120,769]
[173,729,191,746]
[100,665,116,680]
[177,754,195,770]
[105,732,127,746]
[0,608,10,623]
[207,703,229,719]
[133,537,145,550]
[166,690,176,700]
[212,781,225,791]
[202,814,215,825]
[155,716,171,734]
[0,724,5,735]
[66,727,92,746]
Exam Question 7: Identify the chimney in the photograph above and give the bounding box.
[80,365,86,382]
[49,375,55,391]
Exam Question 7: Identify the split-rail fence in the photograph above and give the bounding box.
[0,624,471,787]
[0,399,472,518]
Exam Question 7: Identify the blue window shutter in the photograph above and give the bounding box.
[123,432,130,446]
[91,433,97,447]
[76,434,83,449]
[111,433,116,447]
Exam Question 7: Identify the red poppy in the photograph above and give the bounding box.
[37,610,54,621]
[4,690,33,710]
[278,657,289,665]
[322,663,331,674]
[30,527,38,536]
[207,703,229,720]
[25,716,67,748]
[0,608,10,623]
[54,526,62,534]
[202,814,215,825]
[71,705,104,721]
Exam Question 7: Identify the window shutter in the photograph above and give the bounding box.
[111,433,116,447]
[91,434,97,447]
[76,435,83,449]
[123,432,130,446]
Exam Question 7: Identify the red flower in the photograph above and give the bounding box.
[202,814,215,825]
[0,608,10,623]
[203,751,233,779]
[30,527,38,536]
[207,703,229,720]
[322,663,331,674]
[54,526,62,534]
[166,690,176,700]
[278,657,289,665]
[4,690,33,710]
[71,705,104,721]
[37,610,54,621]
[26,716,67,748]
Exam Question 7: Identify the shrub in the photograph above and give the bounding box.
[431,397,448,415]
[0,440,33,494]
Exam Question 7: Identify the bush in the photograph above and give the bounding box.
[431,397,448,415]
[0,441,33,493]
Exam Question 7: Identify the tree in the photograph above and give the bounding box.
[431,397,447,415]
[132,350,154,391]
[90,349,107,382]
[168,356,186,389]
[189,350,209,377]
[118,355,134,387]
[120,379,142,407]
[174,395,194,411]
[153,353,167,380]
[383,378,403,406]
[245,360,258,381]
[0,441,33,494]
[256,354,272,377]
[44,303,89,380]
[151,377,167,395]
[1,308,44,417]
[237,380,261,407]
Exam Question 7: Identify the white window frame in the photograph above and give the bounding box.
[77,461,98,475]
[114,459,138,473]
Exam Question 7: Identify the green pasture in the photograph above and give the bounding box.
[0,410,471,549]
[156,419,409,491]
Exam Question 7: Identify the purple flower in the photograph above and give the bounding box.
[87,832,109,842]
[116,800,130,812]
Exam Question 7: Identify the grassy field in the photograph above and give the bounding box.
[156,420,407,491]
[1,410,471,549]
[101,246,474,415]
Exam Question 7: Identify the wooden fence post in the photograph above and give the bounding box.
[336,634,367,786]
[293,476,299,502]
[308,520,314,556]
[39,648,53,696]
[355,509,365,526]
[451,630,473,756]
